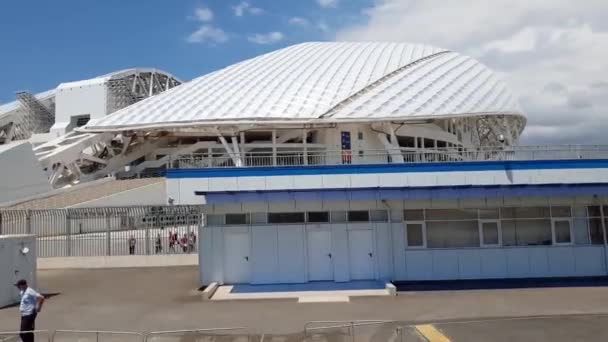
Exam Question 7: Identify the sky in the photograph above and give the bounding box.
[1,0,607,145]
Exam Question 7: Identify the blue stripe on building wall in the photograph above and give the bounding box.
[167,159,608,179]
[196,183,608,204]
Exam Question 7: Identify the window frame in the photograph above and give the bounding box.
[405,220,427,249]
[479,219,502,247]
[551,218,574,245]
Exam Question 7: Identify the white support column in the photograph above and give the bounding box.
[207,147,213,168]
[272,129,277,166]
[218,135,241,167]
[149,73,155,97]
[303,129,308,165]
[231,136,243,167]
[378,124,404,163]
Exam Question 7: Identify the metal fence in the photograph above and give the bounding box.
[145,328,252,342]
[304,321,402,342]
[52,330,145,342]
[168,145,608,169]
[0,206,204,258]
[0,330,51,342]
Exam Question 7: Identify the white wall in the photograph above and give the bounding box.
[52,82,107,135]
[71,181,167,208]
[0,235,37,307]
[168,167,608,205]
[0,141,52,204]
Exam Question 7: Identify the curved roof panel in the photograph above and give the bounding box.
[83,42,523,131]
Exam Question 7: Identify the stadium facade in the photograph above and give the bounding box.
[2,42,608,285]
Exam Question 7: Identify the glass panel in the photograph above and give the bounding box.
[501,219,552,246]
[331,211,347,223]
[573,217,591,245]
[404,209,424,221]
[479,208,499,219]
[406,223,424,247]
[206,214,224,226]
[588,206,602,217]
[348,211,370,222]
[554,220,572,244]
[370,210,388,222]
[589,218,605,244]
[268,212,305,224]
[250,212,267,224]
[426,221,479,248]
[390,210,403,222]
[501,207,550,219]
[225,214,248,225]
[307,211,329,223]
[426,209,477,220]
[482,222,499,245]
[551,206,571,217]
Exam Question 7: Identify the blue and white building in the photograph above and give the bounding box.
[13,42,608,285]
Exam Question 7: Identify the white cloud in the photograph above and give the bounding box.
[248,31,284,45]
[317,0,339,8]
[289,17,310,27]
[336,0,608,144]
[233,1,263,17]
[187,25,228,44]
[193,6,213,22]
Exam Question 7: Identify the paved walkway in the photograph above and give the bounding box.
[2,267,608,340]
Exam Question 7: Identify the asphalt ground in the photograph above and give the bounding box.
[2,267,608,341]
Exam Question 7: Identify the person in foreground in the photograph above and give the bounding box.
[15,279,44,342]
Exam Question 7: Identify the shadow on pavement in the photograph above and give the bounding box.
[394,277,608,292]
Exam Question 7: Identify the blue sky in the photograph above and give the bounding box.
[0,0,370,103]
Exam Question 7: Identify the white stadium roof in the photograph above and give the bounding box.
[83,42,524,132]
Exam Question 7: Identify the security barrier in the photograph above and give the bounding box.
[303,321,401,342]
[0,330,51,342]
[145,328,252,342]
[0,206,203,257]
[52,330,145,342]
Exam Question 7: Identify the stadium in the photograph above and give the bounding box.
[2,42,608,289]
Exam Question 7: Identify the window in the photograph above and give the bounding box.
[370,210,388,222]
[250,212,267,224]
[406,222,425,248]
[357,131,364,140]
[348,210,370,222]
[206,214,224,226]
[427,221,479,248]
[479,208,499,219]
[501,207,550,219]
[331,211,347,223]
[225,214,249,225]
[307,211,329,223]
[480,221,501,246]
[587,206,605,244]
[502,219,552,246]
[426,209,477,220]
[404,209,424,221]
[551,206,571,217]
[552,219,572,244]
[268,212,305,224]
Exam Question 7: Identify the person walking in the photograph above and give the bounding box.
[168,231,176,253]
[187,232,195,253]
[128,235,136,255]
[155,234,162,254]
[15,279,44,342]
[180,233,188,253]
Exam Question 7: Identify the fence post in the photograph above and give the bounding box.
[65,209,72,257]
[145,222,150,255]
[106,212,112,256]
[25,210,32,234]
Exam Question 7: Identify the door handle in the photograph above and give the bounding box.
[368,252,373,258]
[328,253,332,259]
[245,256,249,261]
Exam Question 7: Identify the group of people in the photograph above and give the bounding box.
[127,231,197,255]
[165,230,197,253]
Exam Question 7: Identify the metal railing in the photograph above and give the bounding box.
[168,145,608,169]
[52,330,144,342]
[304,320,401,342]
[0,206,203,258]
[0,330,51,342]
[145,328,252,342]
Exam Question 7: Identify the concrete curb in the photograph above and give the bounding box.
[202,282,219,300]
[38,254,198,269]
